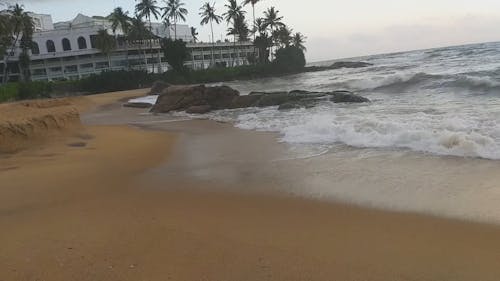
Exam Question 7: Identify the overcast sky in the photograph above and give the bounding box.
[11,0,500,62]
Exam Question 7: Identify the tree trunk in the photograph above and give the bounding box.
[252,4,257,64]
[3,32,21,84]
[233,35,236,67]
[125,40,130,70]
[252,4,256,42]
[210,20,215,67]
[149,16,155,74]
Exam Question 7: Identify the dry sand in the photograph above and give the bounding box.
[2,90,500,281]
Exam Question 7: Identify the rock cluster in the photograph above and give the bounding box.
[305,61,373,73]
[149,85,370,114]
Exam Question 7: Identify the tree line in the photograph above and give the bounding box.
[0,0,308,83]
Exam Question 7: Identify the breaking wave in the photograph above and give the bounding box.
[231,105,500,160]
[347,72,500,94]
[159,41,500,160]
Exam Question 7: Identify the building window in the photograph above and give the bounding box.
[62,38,71,51]
[80,63,93,69]
[95,61,109,69]
[46,40,56,53]
[90,35,97,48]
[64,65,78,73]
[49,66,62,72]
[78,37,87,49]
[32,68,46,76]
[31,42,40,55]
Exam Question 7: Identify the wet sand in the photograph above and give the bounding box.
[3,91,500,280]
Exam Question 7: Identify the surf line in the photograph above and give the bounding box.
[129,118,194,125]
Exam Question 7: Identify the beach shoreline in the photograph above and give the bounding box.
[3,90,500,280]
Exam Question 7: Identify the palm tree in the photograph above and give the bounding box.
[135,0,161,72]
[162,0,188,40]
[263,7,284,60]
[223,0,245,66]
[108,7,131,68]
[292,32,306,51]
[223,0,245,24]
[276,25,292,48]
[254,33,271,64]
[226,25,238,67]
[2,4,34,83]
[254,17,266,36]
[0,14,12,59]
[190,27,199,42]
[128,16,151,68]
[242,0,263,41]
[18,13,34,82]
[95,29,117,69]
[108,7,131,36]
[235,17,249,42]
[231,14,250,65]
[199,2,223,67]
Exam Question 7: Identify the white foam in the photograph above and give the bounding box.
[128,95,159,105]
[215,96,500,160]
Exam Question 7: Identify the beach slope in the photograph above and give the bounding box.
[2,91,500,281]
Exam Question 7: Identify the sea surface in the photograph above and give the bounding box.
[128,43,500,223]
[139,41,500,160]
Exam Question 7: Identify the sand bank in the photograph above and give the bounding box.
[0,99,81,153]
[3,91,500,280]
[0,89,148,153]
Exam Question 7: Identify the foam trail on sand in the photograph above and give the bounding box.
[128,95,159,105]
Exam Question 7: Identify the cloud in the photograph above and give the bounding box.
[12,0,500,61]
[306,14,500,61]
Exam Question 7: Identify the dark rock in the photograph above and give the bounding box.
[230,94,263,108]
[150,80,171,94]
[278,100,314,110]
[329,91,371,103]
[67,142,87,148]
[150,84,370,114]
[248,91,269,96]
[151,85,239,113]
[204,86,240,109]
[186,105,212,114]
[123,102,152,109]
[255,92,289,107]
[278,102,303,110]
[152,85,206,113]
[329,61,373,69]
[304,61,373,73]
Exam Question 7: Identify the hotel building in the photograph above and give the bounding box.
[1,13,256,82]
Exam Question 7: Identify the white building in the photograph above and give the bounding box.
[1,13,256,82]
[28,13,54,31]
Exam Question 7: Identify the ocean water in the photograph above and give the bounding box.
[219,41,500,160]
[140,41,500,160]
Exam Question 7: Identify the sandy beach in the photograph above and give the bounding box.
[3,90,500,281]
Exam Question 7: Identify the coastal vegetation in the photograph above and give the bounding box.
[0,0,309,102]
[0,4,35,84]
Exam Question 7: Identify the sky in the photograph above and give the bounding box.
[10,0,500,62]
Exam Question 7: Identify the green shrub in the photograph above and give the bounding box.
[78,70,154,93]
[17,81,52,100]
[0,82,52,103]
[274,46,306,72]
[0,83,19,102]
[161,39,189,72]
[0,53,309,103]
